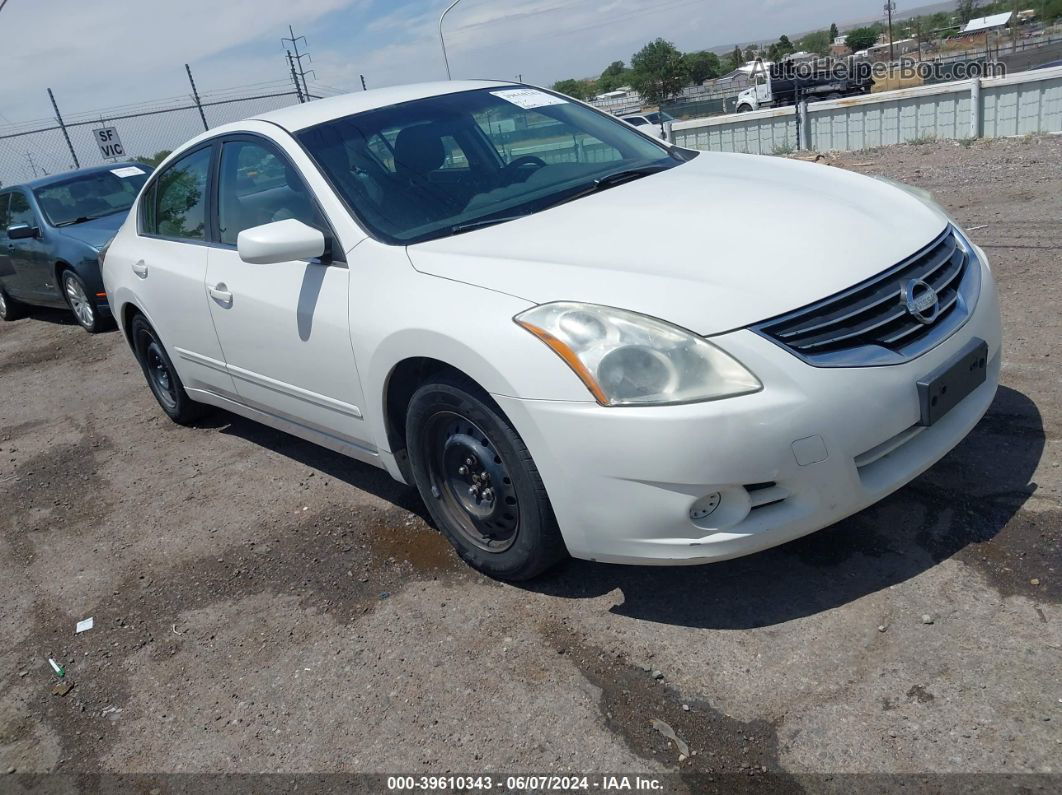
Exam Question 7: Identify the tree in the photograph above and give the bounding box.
[830,22,839,40]
[629,38,689,107]
[135,150,172,167]
[767,34,795,62]
[598,60,630,92]
[798,30,831,56]
[956,1,980,24]
[729,45,744,69]
[551,78,595,100]
[682,50,721,84]
[743,46,758,62]
[845,26,879,52]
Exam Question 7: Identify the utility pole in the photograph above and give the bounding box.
[287,51,305,102]
[282,26,314,100]
[47,88,79,169]
[360,74,367,91]
[185,64,209,131]
[439,0,465,79]
[885,1,896,62]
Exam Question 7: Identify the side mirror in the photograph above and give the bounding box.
[237,219,326,265]
[7,224,39,240]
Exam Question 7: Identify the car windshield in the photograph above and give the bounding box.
[34,166,150,226]
[297,86,686,244]
[644,112,674,124]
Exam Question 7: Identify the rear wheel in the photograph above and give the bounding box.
[61,269,109,333]
[406,376,567,580]
[0,286,25,321]
[131,314,207,425]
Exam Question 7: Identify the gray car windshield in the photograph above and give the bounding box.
[297,86,687,244]
[34,168,150,226]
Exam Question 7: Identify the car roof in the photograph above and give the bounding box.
[250,80,514,133]
[7,162,151,192]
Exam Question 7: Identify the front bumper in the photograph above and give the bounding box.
[494,258,1002,565]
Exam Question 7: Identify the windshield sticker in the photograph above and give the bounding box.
[110,166,145,178]
[490,88,568,110]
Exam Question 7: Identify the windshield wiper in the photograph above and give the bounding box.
[54,209,124,227]
[451,214,530,235]
[545,164,672,209]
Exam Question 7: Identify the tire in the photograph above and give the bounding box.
[61,269,110,333]
[130,314,207,425]
[826,92,843,101]
[737,104,753,113]
[406,375,567,580]
[0,285,26,321]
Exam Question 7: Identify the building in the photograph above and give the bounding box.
[961,11,1014,35]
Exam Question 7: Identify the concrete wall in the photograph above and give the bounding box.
[670,65,1062,154]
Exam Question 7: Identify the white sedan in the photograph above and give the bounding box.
[102,81,1001,579]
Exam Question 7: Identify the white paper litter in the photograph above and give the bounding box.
[75,617,94,633]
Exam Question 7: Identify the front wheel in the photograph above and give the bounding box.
[131,314,207,425]
[62,269,109,333]
[736,104,753,113]
[406,376,567,580]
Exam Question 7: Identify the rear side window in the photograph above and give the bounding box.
[216,139,324,246]
[151,147,212,240]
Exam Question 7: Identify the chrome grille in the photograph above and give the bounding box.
[754,227,977,367]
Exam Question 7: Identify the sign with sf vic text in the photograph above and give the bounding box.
[93,127,125,159]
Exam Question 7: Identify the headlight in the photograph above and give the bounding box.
[514,302,761,406]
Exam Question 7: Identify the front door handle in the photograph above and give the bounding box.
[131,260,148,278]
[208,283,233,305]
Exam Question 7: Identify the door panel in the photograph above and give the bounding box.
[205,249,367,444]
[134,146,236,397]
[206,136,368,445]
[6,191,50,299]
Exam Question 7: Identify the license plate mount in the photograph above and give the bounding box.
[916,338,988,426]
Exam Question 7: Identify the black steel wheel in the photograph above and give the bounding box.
[406,375,567,580]
[131,314,207,425]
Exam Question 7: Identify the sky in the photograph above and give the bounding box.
[0,0,912,125]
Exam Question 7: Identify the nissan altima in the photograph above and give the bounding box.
[101,82,1001,579]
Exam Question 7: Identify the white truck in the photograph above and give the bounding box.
[736,60,873,112]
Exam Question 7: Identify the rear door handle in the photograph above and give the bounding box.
[131,260,148,278]
[208,283,233,305]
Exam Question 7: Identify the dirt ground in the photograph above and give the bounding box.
[1,135,1059,785]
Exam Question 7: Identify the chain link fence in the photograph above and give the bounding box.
[0,83,322,187]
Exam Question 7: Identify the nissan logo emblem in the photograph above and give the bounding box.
[901,278,940,325]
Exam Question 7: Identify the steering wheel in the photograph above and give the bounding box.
[502,155,548,184]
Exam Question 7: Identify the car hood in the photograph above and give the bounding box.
[406,152,949,336]
[56,213,126,249]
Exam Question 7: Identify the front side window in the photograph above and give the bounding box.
[34,168,149,227]
[0,193,11,231]
[217,139,324,246]
[153,147,212,240]
[8,192,37,229]
[297,85,683,244]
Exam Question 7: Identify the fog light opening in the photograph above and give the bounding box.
[689,492,722,521]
